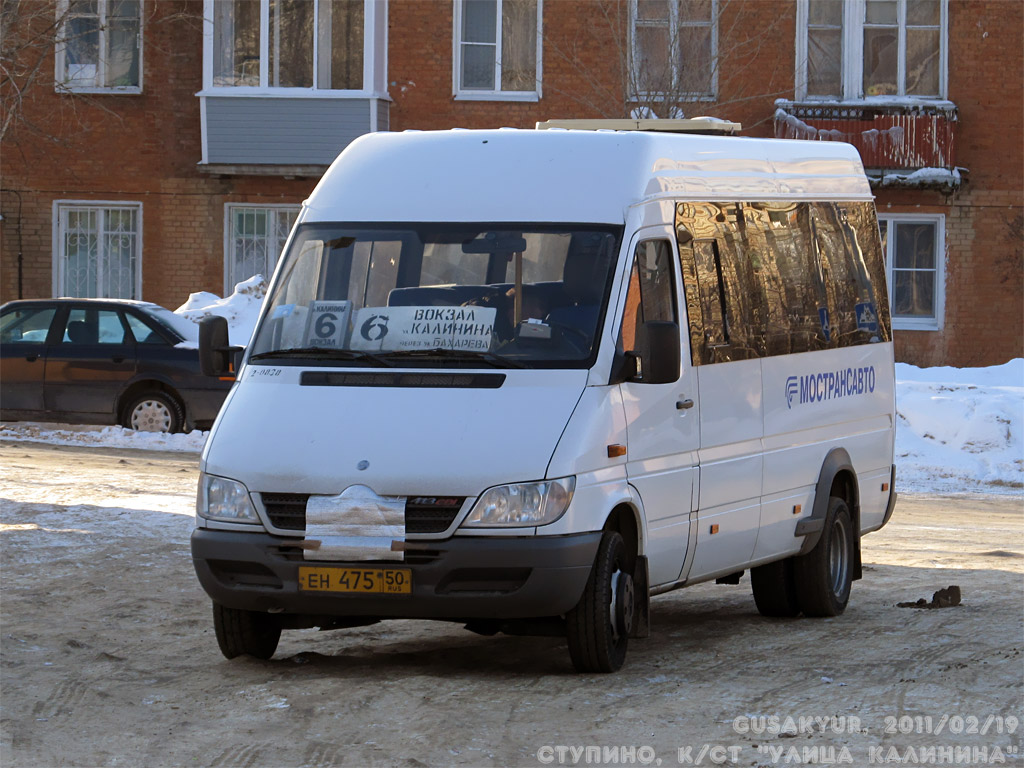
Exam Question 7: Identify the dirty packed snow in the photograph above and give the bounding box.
[1,277,1021,495]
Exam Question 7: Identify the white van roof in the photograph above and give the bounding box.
[304,129,871,225]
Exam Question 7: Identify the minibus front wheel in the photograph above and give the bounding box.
[212,602,282,660]
[566,531,631,673]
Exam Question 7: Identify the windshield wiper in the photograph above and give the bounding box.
[380,347,528,369]
[248,347,394,367]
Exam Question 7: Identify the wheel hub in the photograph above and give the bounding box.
[131,400,171,432]
[609,569,635,643]
[828,518,849,595]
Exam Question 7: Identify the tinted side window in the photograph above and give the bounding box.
[1,307,57,344]
[676,203,762,364]
[677,200,890,364]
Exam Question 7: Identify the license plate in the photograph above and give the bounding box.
[298,566,412,595]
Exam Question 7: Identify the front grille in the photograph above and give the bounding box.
[405,497,465,534]
[259,493,465,534]
[261,492,309,530]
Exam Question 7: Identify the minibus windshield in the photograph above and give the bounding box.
[249,223,622,369]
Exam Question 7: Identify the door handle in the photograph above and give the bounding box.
[111,356,126,363]
[24,354,38,362]
[676,398,695,410]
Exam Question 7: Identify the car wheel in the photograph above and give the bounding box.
[793,496,854,617]
[751,557,801,617]
[566,531,632,673]
[124,391,184,433]
[212,602,281,660]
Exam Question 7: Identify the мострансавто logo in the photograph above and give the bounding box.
[786,366,875,409]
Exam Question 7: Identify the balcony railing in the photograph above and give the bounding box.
[774,101,958,174]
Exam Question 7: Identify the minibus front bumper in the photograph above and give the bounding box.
[191,529,601,620]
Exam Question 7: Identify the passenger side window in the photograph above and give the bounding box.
[677,200,891,365]
[61,309,129,345]
[1,307,57,344]
[620,239,677,361]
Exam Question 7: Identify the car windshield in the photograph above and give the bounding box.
[249,223,622,369]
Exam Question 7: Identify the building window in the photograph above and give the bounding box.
[225,205,300,291]
[629,0,717,102]
[797,0,946,100]
[878,215,944,330]
[211,0,365,90]
[55,0,142,92]
[453,0,541,100]
[54,202,142,299]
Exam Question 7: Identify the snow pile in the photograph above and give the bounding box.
[173,274,268,348]
[896,359,1023,494]
[0,422,207,453]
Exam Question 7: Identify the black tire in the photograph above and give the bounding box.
[751,557,801,617]
[123,390,184,433]
[212,602,282,660]
[566,531,631,673]
[793,497,855,617]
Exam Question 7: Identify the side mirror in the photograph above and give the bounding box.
[636,321,680,385]
[199,315,237,377]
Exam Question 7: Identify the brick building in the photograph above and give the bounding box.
[2,0,1020,366]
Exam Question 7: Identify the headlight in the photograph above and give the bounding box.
[462,477,575,527]
[197,473,260,524]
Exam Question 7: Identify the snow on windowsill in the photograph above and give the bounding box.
[776,96,957,113]
[871,167,963,189]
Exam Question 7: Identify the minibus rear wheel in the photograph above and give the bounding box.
[566,531,630,673]
[793,497,854,617]
[212,602,282,660]
[750,558,800,617]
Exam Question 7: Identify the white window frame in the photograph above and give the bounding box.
[52,201,144,300]
[879,212,945,331]
[201,0,386,98]
[54,0,144,94]
[628,0,718,103]
[452,0,543,102]
[796,0,948,101]
[224,204,302,293]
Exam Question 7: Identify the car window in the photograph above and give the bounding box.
[125,313,168,345]
[1,307,57,344]
[61,309,129,345]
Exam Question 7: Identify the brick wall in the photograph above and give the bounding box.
[388,0,793,133]
[0,1,315,310]
[877,1,1024,367]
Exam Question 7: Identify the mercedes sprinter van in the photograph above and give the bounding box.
[192,127,897,672]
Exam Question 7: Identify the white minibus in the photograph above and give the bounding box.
[193,126,897,672]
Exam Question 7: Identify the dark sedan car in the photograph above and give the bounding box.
[1,299,234,433]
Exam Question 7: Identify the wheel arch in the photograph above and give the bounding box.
[602,498,645,564]
[602,497,651,640]
[796,448,862,577]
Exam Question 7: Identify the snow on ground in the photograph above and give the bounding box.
[0,422,206,453]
